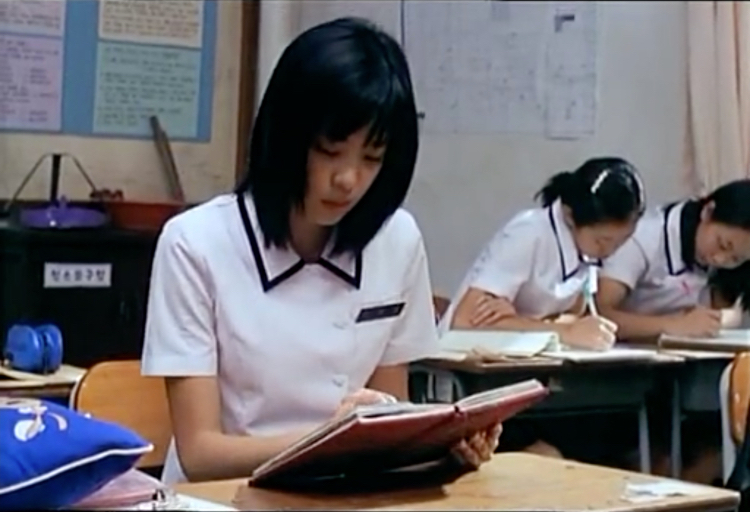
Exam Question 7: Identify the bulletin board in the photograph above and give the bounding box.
[0,0,217,141]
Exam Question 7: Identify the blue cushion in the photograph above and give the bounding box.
[0,397,152,510]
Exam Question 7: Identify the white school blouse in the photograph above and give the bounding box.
[600,201,711,315]
[440,200,595,333]
[141,193,440,484]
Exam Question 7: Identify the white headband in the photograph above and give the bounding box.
[632,169,646,210]
[590,169,609,194]
[590,167,646,210]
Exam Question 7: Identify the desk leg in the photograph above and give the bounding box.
[639,402,652,474]
[671,378,682,478]
[427,369,465,402]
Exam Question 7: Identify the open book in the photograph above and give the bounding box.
[436,330,657,363]
[659,329,750,353]
[249,379,548,487]
[438,330,561,359]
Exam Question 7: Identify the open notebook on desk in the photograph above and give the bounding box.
[543,347,658,363]
[438,330,560,359]
[659,329,750,353]
[249,379,548,488]
[437,330,657,363]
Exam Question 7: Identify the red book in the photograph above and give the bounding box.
[249,379,549,487]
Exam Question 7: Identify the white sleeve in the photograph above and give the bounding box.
[379,235,440,366]
[600,238,648,291]
[468,215,537,301]
[141,219,217,377]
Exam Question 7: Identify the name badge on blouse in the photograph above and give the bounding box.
[355,302,405,323]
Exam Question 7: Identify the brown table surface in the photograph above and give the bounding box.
[174,453,740,511]
[0,364,84,399]
[419,346,685,375]
[0,381,74,398]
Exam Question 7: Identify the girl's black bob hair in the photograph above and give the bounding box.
[235,17,419,255]
[697,180,750,310]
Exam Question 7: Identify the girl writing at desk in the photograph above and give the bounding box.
[141,18,500,484]
[440,157,645,459]
[442,157,645,345]
[596,179,750,340]
[596,179,750,483]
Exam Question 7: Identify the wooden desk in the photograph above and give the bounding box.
[413,353,684,476]
[173,453,740,511]
[0,364,84,400]
[0,379,75,398]
[422,356,564,375]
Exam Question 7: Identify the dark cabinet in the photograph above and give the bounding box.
[0,220,158,368]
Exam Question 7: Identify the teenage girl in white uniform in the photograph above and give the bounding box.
[441,157,646,460]
[597,179,750,482]
[141,18,500,484]
[442,158,645,347]
[597,180,750,340]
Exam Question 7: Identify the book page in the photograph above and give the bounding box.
[660,329,750,346]
[439,330,560,358]
[542,347,657,362]
[456,379,544,409]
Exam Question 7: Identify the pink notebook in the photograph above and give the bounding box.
[74,469,165,509]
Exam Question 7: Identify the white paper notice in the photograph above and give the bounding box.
[98,0,204,48]
[404,1,550,135]
[544,1,598,139]
[93,42,201,138]
[0,34,63,131]
[0,0,66,37]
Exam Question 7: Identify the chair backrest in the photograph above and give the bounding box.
[70,360,172,469]
[731,352,750,446]
[432,295,450,324]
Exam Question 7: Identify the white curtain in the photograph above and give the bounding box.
[685,1,750,194]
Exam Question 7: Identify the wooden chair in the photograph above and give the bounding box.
[721,352,750,482]
[70,360,172,469]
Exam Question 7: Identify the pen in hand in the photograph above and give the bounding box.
[584,265,599,317]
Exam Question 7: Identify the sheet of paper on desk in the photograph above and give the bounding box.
[103,493,237,511]
[663,329,750,342]
[431,350,469,362]
[542,347,657,362]
[623,480,711,503]
[659,329,750,351]
[439,330,561,358]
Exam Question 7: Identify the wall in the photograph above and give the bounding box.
[0,1,243,204]
[408,1,689,295]
[289,0,690,295]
